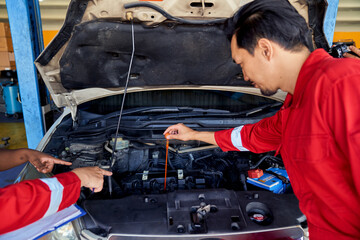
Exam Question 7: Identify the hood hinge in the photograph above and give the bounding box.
[64,94,78,125]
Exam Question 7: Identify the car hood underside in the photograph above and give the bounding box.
[35,0,329,111]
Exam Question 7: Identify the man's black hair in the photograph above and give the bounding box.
[225,0,313,54]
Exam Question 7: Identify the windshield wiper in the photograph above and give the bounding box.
[150,102,282,120]
[243,102,282,117]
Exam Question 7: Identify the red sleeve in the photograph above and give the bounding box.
[322,73,360,198]
[0,171,81,234]
[215,110,283,153]
[214,128,236,151]
[241,110,283,153]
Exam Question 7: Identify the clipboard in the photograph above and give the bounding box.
[0,204,86,240]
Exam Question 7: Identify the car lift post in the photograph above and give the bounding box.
[5,0,45,149]
[324,0,339,46]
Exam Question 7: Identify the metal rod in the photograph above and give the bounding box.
[108,20,135,196]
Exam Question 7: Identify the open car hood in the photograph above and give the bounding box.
[35,0,329,111]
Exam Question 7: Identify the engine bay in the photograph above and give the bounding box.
[49,124,284,198]
[39,110,305,238]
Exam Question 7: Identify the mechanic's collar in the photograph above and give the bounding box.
[288,48,332,108]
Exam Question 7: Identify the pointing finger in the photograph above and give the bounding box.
[53,159,72,166]
[101,169,113,176]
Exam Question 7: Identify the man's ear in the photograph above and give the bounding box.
[257,38,273,61]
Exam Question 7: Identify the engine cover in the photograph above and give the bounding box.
[82,189,304,239]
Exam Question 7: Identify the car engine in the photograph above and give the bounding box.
[52,132,272,197]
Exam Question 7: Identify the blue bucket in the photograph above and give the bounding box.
[2,84,22,115]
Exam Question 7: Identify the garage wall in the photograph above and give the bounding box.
[43,30,59,47]
[0,0,68,31]
[0,0,67,47]
[333,0,360,46]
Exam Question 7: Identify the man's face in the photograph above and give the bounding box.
[231,36,277,96]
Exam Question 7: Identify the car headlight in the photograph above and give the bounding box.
[43,222,78,240]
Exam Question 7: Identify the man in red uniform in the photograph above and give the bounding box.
[0,148,112,234]
[164,0,360,239]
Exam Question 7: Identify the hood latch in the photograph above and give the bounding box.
[64,94,78,125]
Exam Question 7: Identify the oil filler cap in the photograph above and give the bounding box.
[246,202,273,226]
[250,213,266,222]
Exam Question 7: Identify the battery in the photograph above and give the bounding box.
[246,167,290,194]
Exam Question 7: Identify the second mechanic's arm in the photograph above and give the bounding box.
[0,148,72,172]
[0,167,112,234]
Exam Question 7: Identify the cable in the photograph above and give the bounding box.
[108,20,136,196]
[110,20,135,168]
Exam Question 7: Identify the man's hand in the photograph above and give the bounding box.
[164,123,197,141]
[71,167,113,192]
[27,150,72,173]
[164,123,218,146]
[344,46,360,59]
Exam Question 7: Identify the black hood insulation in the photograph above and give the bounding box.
[60,20,245,90]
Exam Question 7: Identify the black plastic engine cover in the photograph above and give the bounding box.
[82,189,304,239]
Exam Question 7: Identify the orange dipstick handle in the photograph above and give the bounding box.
[164,133,170,191]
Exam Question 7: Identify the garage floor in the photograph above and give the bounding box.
[0,112,28,187]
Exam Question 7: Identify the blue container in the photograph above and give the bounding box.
[3,84,22,115]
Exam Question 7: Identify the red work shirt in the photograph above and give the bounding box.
[215,49,360,240]
[0,171,81,234]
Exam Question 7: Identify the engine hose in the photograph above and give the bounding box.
[214,158,230,172]
[250,155,269,169]
[156,157,176,170]
[240,173,248,191]
[269,156,284,166]
[202,170,223,178]
[202,171,223,188]
[167,157,175,170]
[194,154,213,162]
[131,141,158,150]
[171,158,185,169]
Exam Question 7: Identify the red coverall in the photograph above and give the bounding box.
[0,171,80,234]
[215,49,360,240]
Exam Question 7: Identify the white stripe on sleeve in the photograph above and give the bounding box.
[40,178,64,218]
[231,126,249,151]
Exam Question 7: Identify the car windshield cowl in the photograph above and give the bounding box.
[88,106,231,123]
[87,103,282,124]
[63,114,268,139]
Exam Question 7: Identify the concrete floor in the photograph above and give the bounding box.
[0,112,28,187]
